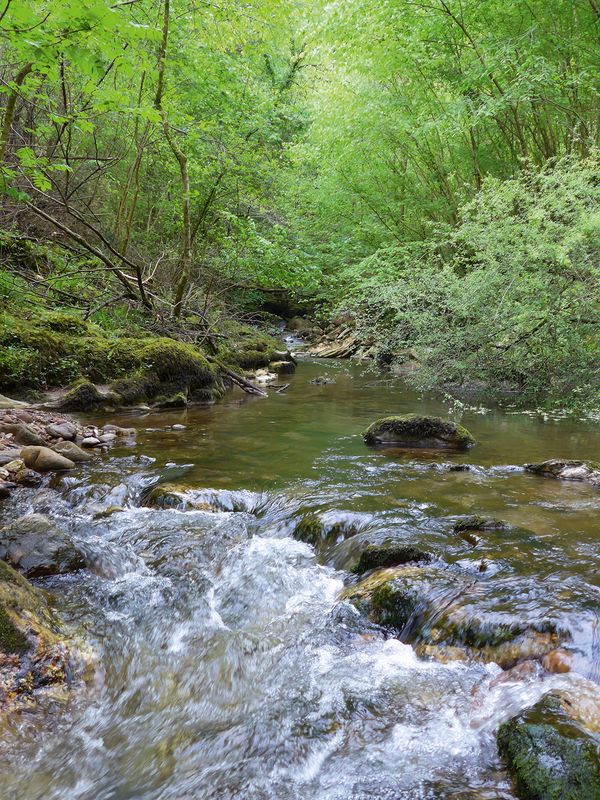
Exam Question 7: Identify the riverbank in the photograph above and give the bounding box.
[1,358,600,798]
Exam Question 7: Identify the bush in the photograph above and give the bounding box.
[338,155,600,407]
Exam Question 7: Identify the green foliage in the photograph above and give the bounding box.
[338,156,600,406]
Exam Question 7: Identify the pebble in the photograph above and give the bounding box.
[81,437,101,447]
[172,424,186,430]
[99,433,117,443]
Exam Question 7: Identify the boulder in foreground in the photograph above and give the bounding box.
[497,694,600,800]
[0,513,85,578]
[363,414,475,449]
[525,459,600,486]
[0,559,79,707]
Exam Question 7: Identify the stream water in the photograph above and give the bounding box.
[1,357,600,799]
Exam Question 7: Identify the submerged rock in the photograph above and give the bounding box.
[0,514,85,578]
[525,459,600,486]
[453,516,509,533]
[497,694,600,800]
[363,414,475,449]
[352,543,432,574]
[341,566,562,666]
[21,445,75,472]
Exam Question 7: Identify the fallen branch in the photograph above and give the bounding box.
[276,383,290,393]
[218,364,268,397]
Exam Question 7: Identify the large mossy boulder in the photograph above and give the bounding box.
[525,459,600,487]
[0,559,77,705]
[363,414,475,449]
[497,694,600,800]
[0,513,85,578]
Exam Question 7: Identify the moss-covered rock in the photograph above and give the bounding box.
[59,380,113,411]
[292,514,361,548]
[111,372,160,405]
[525,460,600,487]
[0,559,78,705]
[363,414,475,449]
[269,360,296,375]
[352,543,432,574]
[341,566,561,662]
[153,392,188,409]
[497,694,600,800]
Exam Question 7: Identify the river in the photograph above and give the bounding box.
[1,357,599,799]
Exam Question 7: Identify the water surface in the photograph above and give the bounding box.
[1,358,599,799]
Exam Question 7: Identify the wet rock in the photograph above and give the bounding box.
[51,441,93,462]
[46,422,77,440]
[141,483,218,512]
[0,559,79,707]
[172,424,186,431]
[341,566,561,663]
[363,414,475,449]
[293,514,360,548]
[0,422,45,446]
[542,648,573,674]
[0,514,85,578]
[21,445,75,472]
[453,516,509,533]
[497,694,600,800]
[98,433,117,443]
[352,543,432,574]
[0,481,14,499]
[103,424,136,436]
[525,459,600,486]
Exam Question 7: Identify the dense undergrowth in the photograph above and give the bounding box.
[331,156,600,409]
[0,237,285,403]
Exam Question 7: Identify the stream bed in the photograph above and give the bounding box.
[1,358,600,799]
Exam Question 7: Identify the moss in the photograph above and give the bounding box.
[111,372,160,404]
[154,392,188,409]
[293,514,324,546]
[363,414,475,449]
[352,544,432,574]
[60,380,109,411]
[0,604,30,654]
[497,695,600,800]
[269,360,296,375]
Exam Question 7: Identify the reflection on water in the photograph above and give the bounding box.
[1,358,599,799]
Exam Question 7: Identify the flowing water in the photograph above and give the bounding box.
[1,357,600,799]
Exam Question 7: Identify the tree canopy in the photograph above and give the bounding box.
[0,0,598,405]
